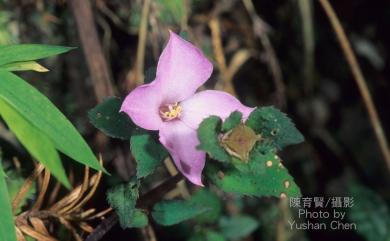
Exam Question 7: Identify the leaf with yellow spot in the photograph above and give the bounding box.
[0,61,49,72]
[206,151,301,198]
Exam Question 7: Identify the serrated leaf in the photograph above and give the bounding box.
[191,189,222,224]
[245,107,304,150]
[152,199,210,226]
[222,111,242,132]
[0,44,74,65]
[0,159,17,241]
[348,184,390,241]
[130,129,168,178]
[0,61,49,72]
[197,116,231,162]
[131,210,149,228]
[106,181,142,229]
[0,71,104,172]
[219,216,259,240]
[0,98,70,188]
[206,151,301,198]
[88,97,135,140]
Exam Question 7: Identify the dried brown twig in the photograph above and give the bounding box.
[318,0,390,174]
[133,0,152,87]
[13,160,106,241]
[68,0,115,102]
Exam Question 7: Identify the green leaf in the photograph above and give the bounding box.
[348,184,390,241]
[191,189,222,224]
[0,159,17,241]
[131,210,149,228]
[245,107,304,150]
[219,216,259,240]
[206,151,301,198]
[189,230,227,241]
[106,181,143,229]
[130,129,168,178]
[152,199,210,226]
[0,71,104,172]
[0,44,74,65]
[205,231,226,241]
[88,97,135,140]
[0,61,49,72]
[0,98,70,188]
[197,116,231,162]
[222,111,242,132]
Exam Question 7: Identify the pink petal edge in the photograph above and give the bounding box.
[154,31,213,103]
[120,81,164,130]
[180,90,255,129]
[159,120,205,186]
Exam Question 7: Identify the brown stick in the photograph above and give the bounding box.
[134,0,152,86]
[318,0,390,174]
[68,0,114,102]
[209,17,236,96]
[13,164,44,213]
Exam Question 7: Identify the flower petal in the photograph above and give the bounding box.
[120,81,163,130]
[159,121,205,186]
[180,90,254,129]
[155,31,213,103]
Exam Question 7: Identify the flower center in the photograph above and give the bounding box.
[159,102,182,121]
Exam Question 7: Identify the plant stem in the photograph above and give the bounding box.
[134,0,152,86]
[318,0,390,174]
[69,0,115,102]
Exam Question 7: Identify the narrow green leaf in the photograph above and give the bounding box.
[197,116,231,162]
[88,97,135,140]
[0,61,49,72]
[0,98,70,188]
[130,129,168,178]
[219,216,259,240]
[152,200,210,226]
[0,44,74,65]
[348,184,390,241]
[0,71,104,172]
[206,151,301,198]
[245,107,304,150]
[106,181,141,229]
[0,159,17,241]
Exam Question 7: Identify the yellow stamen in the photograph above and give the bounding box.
[160,102,182,121]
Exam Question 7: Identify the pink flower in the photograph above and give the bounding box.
[121,31,253,185]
